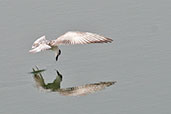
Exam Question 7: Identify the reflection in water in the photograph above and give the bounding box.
[31,67,116,96]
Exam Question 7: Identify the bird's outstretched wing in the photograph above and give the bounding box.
[51,31,113,45]
[58,81,116,96]
[29,44,51,53]
[29,35,51,53]
[31,35,46,48]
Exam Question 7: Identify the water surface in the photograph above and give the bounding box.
[0,0,171,114]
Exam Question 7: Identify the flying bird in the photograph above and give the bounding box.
[29,31,113,61]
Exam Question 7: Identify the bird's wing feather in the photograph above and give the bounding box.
[29,35,51,53]
[32,35,46,48]
[51,31,113,46]
[29,43,51,53]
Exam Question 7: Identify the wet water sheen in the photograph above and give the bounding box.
[0,0,171,114]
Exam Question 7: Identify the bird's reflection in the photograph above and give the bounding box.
[31,67,116,96]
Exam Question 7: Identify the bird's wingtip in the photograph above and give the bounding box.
[40,35,46,39]
[106,37,113,43]
[29,49,36,53]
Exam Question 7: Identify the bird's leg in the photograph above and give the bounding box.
[56,49,61,61]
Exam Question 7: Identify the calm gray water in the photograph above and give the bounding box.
[0,0,171,114]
